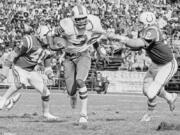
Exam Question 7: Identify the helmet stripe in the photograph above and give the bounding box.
[77,5,83,15]
[26,36,32,53]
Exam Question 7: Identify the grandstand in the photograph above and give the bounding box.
[0,0,179,94]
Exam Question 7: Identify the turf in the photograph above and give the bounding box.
[0,90,180,135]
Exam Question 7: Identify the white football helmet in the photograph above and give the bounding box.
[36,25,50,46]
[139,12,156,27]
[72,5,88,29]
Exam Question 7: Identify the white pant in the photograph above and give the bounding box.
[143,58,178,99]
[12,66,48,95]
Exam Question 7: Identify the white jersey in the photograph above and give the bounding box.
[57,15,105,54]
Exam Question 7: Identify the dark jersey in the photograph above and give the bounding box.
[14,35,51,71]
[140,25,173,65]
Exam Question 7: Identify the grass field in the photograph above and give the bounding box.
[0,90,180,135]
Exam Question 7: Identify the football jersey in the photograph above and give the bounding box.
[140,25,173,65]
[14,35,51,71]
[54,15,105,54]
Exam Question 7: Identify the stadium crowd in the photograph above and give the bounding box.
[0,0,180,72]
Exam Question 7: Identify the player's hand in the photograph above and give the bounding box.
[4,59,13,68]
[46,71,54,81]
[105,31,115,39]
[44,67,54,81]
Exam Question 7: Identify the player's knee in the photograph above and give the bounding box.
[143,82,161,100]
[145,90,157,100]
[41,95,50,102]
[79,87,88,100]
[76,79,85,88]
[66,83,77,96]
[68,90,77,96]
[15,82,23,89]
[42,86,50,96]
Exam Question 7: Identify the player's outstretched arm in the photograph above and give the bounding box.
[122,37,145,49]
[47,28,66,51]
[107,33,145,49]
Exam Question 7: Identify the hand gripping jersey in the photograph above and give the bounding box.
[14,35,51,71]
[55,15,105,54]
[140,25,173,65]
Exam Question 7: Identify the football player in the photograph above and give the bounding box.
[0,51,22,110]
[0,25,58,120]
[47,5,107,125]
[110,12,178,122]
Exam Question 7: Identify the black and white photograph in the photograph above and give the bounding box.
[0,0,180,134]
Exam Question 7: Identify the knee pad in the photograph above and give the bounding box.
[42,87,50,97]
[79,87,88,100]
[41,95,50,102]
[76,79,85,88]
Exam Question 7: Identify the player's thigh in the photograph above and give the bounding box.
[143,63,158,90]
[12,66,29,88]
[76,55,91,81]
[28,71,44,93]
[63,59,76,91]
[155,59,177,85]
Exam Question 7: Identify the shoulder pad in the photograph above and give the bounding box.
[60,18,73,30]
[22,35,33,53]
[142,27,158,41]
[57,18,74,35]
[87,15,104,33]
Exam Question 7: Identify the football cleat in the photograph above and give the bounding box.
[5,93,22,110]
[79,114,88,129]
[168,93,177,112]
[43,113,59,121]
[140,113,151,122]
[70,94,77,109]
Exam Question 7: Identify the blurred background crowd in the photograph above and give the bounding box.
[0,0,180,73]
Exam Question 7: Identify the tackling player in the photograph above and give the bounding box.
[0,44,22,110]
[110,12,178,122]
[48,5,107,125]
[0,25,58,120]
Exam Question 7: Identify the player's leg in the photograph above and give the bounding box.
[142,59,178,121]
[63,59,77,108]
[0,66,23,110]
[157,58,178,111]
[76,54,91,124]
[28,71,58,120]
[4,92,22,110]
[0,66,9,82]
[141,68,156,122]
